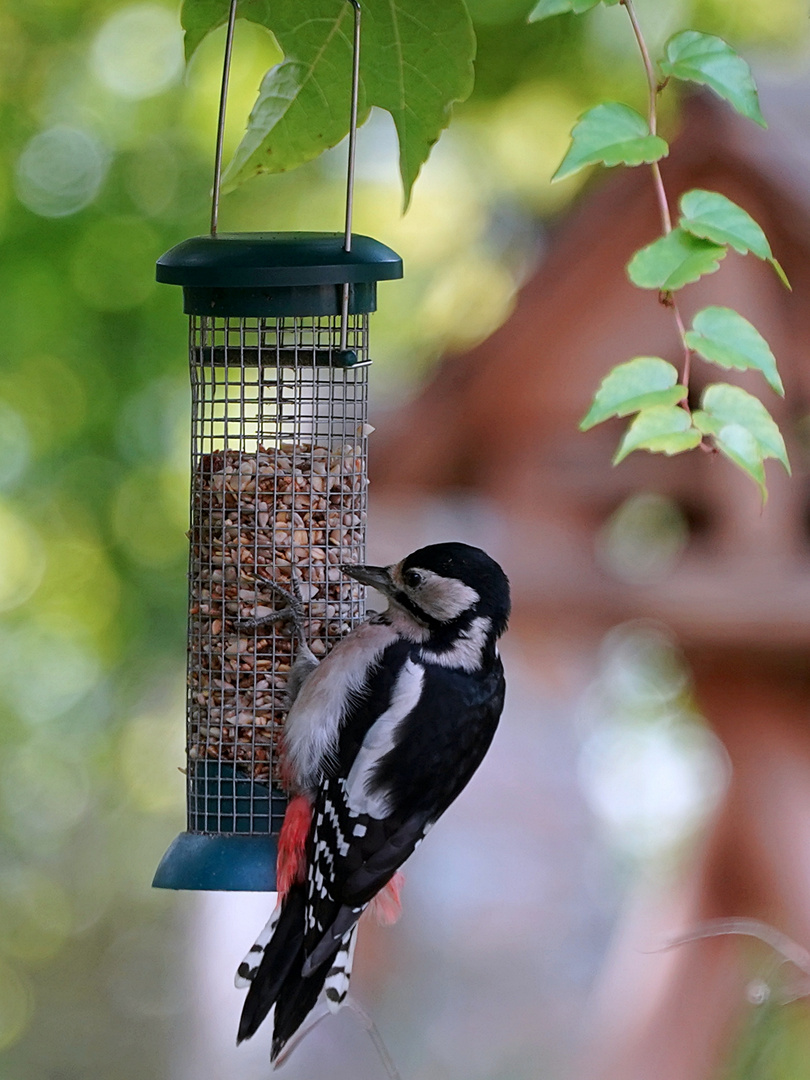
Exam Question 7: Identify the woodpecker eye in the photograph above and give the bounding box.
[403,569,423,589]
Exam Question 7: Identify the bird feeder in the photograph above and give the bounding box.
[152,0,401,891]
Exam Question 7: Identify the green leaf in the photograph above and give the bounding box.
[627,227,726,291]
[528,0,600,20]
[768,257,791,290]
[614,406,701,465]
[678,189,789,287]
[679,189,769,257]
[710,423,767,500]
[181,0,476,209]
[659,31,766,128]
[685,306,784,396]
[183,0,233,61]
[552,103,668,182]
[580,357,686,430]
[693,383,790,473]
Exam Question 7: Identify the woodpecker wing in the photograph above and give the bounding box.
[297,643,506,973]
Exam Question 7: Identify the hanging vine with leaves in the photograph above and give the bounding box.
[532,0,791,500]
[182,0,791,501]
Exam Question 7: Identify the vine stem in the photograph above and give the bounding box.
[673,303,691,387]
[620,0,694,399]
[621,0,671,233]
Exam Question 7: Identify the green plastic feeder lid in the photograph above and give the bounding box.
[156,232,402,318]
[156,232,402,288]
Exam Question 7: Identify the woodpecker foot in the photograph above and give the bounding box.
[238,577,308,650]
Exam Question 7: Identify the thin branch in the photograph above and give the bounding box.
[665,918,810,976]
[347,998,404,1080]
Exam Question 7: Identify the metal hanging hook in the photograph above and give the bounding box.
[210,0,239,236]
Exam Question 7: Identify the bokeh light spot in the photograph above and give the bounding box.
[578,624,729,859]
[70,216,158,312]
[0,403,30,490]
[1,626,102,726]
[102,926,185,1019]
[124,137,181,217]
[579,720,727,858]
[0,501,45,613]
[112,466,188,567]
[15,126,109,218]
[0,962,33,1050]
[120,710,185,814]
[91,4,184,101]
[0,740,92,840]
[598,492,689,584]
[34,533,122,650]
[3,868,73,966]
[0,355,87,452]
[595,622,690,709]
[117,377,189,467]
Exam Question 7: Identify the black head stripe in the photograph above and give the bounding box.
[392,589,443,632]
[394,595,484,655]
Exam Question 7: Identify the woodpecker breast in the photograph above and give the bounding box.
[283,616,400,793]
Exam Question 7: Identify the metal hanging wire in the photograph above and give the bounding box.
[210,0,239,237]
[208,0,364,332]
[339,0,362,353]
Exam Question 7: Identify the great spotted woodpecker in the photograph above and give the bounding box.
[235,542,510,1062]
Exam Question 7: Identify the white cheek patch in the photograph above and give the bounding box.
[421,615,492,671]
[413,571,479,621]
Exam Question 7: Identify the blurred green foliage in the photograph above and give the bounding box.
[720,962,810,1080]
[0,0,807,1075]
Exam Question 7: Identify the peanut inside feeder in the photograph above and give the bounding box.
[152,233,402,892]
[189,437,367,788]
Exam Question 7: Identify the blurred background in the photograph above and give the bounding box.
[3,0,810,1077]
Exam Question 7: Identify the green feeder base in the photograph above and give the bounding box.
[153,763,286,891]
[152,832,278,892]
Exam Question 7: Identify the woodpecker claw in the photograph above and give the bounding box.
[238,576,305,642]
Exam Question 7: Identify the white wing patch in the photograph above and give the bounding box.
[235,901,281,988]
[344,659,425,818]
[322,795,350,858]
[284,619,398,790]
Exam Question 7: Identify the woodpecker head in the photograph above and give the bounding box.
[341,542,510,645]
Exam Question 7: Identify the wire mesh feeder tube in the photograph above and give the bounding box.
[153,233,402,890]
[187,318,369,822]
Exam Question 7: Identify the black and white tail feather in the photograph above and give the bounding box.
[236,911,357,1011]
[235,542,510,1066]
[235,905,282,989]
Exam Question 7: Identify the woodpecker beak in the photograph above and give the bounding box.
[340,563,395,596]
